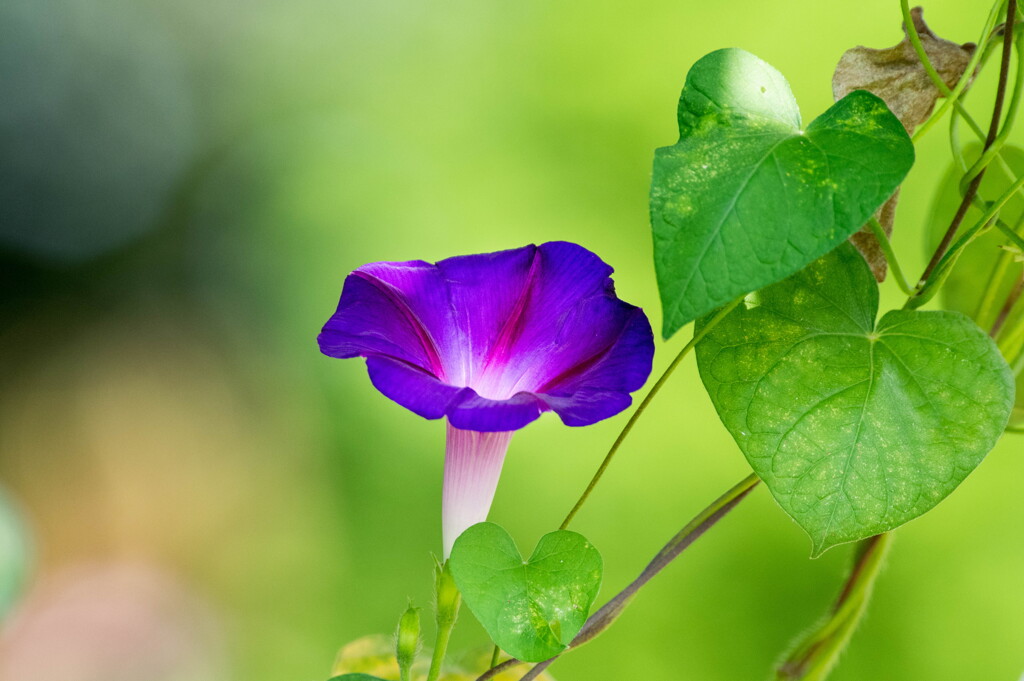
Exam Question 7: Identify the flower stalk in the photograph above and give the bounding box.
[514,472,760,681]
[775,533,892,681]
[559,295,745,530]
[427,562,462,681]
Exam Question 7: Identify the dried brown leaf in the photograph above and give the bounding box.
[849,190,900,281]
[833,6,975,134]
[833,7,975,280]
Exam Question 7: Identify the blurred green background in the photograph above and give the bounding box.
[1,1,1021,679]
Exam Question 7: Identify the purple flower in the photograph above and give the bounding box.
[318,241,654,556]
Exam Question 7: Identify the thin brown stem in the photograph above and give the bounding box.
[990,272,1024,337]
[476,657,522,681]
[917,0,1017,287]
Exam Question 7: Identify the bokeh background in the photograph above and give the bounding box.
[1,1,1022,679]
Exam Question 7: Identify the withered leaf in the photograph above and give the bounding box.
[833,6,975,280]
[833,6,975,134]
[849,190,900,281]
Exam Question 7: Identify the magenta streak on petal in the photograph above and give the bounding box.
[352,270,446,379]
[473,247,542,399]
[442,421,514,558]
[537,307,644,394]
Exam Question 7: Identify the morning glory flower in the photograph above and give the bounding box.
[318,241,654,557]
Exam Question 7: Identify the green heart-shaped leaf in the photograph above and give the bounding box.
[449,522,602,662]
[651,48,914,338]
[696,244,1014,555]
[926,145,1024,427]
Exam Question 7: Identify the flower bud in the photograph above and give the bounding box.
[434,563,461,628]
[395,602,421,681]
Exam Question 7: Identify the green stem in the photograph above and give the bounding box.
[775,533,893,681]
[942,188,1024,327]
[866,217,913,294]
[996,219,1024,251]
[946,28,1024,200]
[909,172,1024,308]
[945,32,1003,143]
[948,83,974,174]
[977,211,1024,327]
[912,0,1006,141]
[426,620,455,681]
[427,564,462,681]
[489,644,501,670]
[926,11,1024,224]
[960,28,1024,194]
[975,247,1017,328]
[910,0,1018,289]
[559,295,746,529]
[901,1,962,105]
[521,473,760,680]
[910,2,1020,189]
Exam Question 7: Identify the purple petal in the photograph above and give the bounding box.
[446,391,546,432]
[366,356,547,431]
[469,243,654,425]
[536,306,655,426]
[434,246,541,386]
[319,241,655,431]
[539,389,635,428]
[364,356,467,420]
[318,264,448,375]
